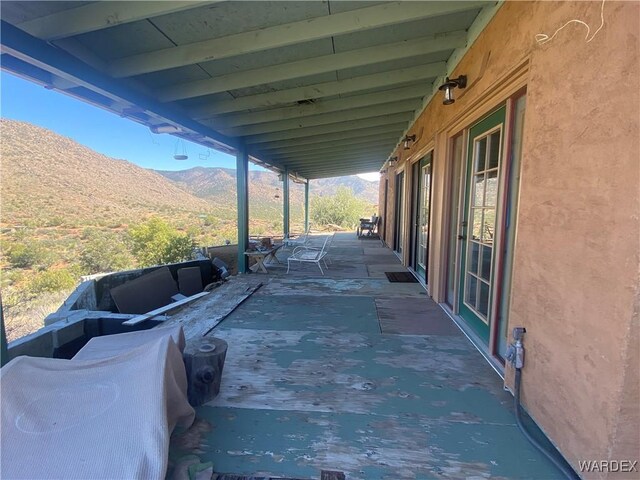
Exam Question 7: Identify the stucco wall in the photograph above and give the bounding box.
[379,1,639,475]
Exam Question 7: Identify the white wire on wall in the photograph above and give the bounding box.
[535,0,606,45]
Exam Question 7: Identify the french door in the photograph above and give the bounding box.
[412,154,432,282]
[393,171,405,254]
[457,106,506,342]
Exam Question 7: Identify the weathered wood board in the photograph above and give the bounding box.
[157,277,263,341]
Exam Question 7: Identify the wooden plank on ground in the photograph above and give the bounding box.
[122,292,209,326]
[157,277,263,341]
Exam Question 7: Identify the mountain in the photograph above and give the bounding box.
[0,119,378,231]
[0,119,218,227]
[155,167,379,205]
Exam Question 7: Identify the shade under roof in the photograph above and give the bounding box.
[0,0,497,179]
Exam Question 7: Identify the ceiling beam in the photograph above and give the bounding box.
[17,2,213,41]
[299,163,386,179]
[273,143,395,160]
[0,21,239,154]
[109,1,487,78]
[252,123,407,150]
[211,85,426,127]
[191,62,445,117]
[281,151,391,167]
[217,99,421,137]
[263,135,399,155]
[245,113,411,144]
[158,31,467,101]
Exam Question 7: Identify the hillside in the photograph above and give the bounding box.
[0,119,222,228]
[156,167,379,206]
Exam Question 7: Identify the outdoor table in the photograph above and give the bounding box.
[245,244,283,273]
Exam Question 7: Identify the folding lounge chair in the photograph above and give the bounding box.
[286,235,332,275]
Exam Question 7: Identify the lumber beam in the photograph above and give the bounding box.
[109,1,487,77]
[245,113,411,144]
[274,145,396,162]
[217,100,421,137]
[265,138,398,158]
[210,85,426,127]
[158,31,467,101]
[259,133,400,154]
[17,2,212,41]
[251,123,407,150]
[191,62,445,117]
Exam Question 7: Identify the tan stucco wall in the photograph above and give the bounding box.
[379,1,639,476]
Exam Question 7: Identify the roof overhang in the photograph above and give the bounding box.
[0,1,502,180]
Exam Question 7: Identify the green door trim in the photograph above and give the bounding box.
[457,106,506,343]
[415,153,432,281]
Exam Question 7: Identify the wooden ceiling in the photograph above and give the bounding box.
[1,1,499,179]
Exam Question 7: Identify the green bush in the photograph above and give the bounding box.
[29,269,76,294]
[311,186,373,229]
[6,242,54,270]
[128,217,195,267]
[80,230,134,274]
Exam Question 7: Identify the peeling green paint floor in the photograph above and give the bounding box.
[169,234,561,479]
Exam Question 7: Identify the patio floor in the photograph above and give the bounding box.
[168,233,561,479]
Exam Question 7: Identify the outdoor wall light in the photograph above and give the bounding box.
[403,135,416,150]
[438,75,467,105]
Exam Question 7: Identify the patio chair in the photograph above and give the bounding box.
[283,225,311,250]
[286,235,331,275]
[358,216,380,237]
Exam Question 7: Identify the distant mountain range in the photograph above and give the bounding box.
[0,119,379,229]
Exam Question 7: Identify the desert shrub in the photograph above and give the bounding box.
[6,241,54,270]
[79,230,135,274]
[311,186,373,229]
[29,269,76,294]
[128,217,195,267]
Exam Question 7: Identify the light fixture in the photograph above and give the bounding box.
[438,75,467,105]
[150,124,182,134]
[403,135,416,150]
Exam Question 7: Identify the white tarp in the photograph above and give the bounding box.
[1,326,195,480]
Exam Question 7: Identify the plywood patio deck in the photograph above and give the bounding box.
[168,233,561,479]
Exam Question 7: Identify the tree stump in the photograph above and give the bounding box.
[183,337,228,406]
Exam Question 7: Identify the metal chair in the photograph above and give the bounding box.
[286,235,332,275]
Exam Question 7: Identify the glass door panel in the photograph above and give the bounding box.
[457,106,506,342]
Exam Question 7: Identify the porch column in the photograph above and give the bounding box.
[304,180,310,231]
[283,168,290,238]
[1,296,8,367]
[236,143,249,273]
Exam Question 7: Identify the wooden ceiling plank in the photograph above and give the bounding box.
[109,1,487,77]
[252,123,407,149]
[218,100,420,136]
[191,62,445,117]
[214,86,425,127]
[17,1,213,41]
[158,31,466,101]
[245,113,411,144]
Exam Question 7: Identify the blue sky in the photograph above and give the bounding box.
[0,71,379,180]
[0,71,243,171]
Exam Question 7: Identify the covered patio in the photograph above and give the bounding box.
[168,233,560,479]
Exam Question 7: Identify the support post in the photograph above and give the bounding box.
[1,295,8,367]
[283,168,290,238]
[236,143,249,273]
[304,181,310,232]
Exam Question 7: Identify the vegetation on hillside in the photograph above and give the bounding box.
[311,187,374,229]
[0,119,377,342]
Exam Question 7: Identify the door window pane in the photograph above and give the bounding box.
[466,275,478,306]
[473,174,485,206]
[481,246,492,281]
[488,131,501,170]
[485,170,498,207]
[472,209,483,241]
[478,281,490,316]
[470,242,480,274]
[482,209,495,244]
[475,137,487,171]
